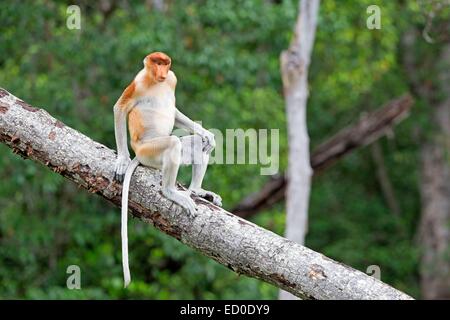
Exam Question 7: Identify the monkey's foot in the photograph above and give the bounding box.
[189,188,222,207]
[162,188,197,217]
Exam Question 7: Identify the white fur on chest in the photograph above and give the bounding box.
[134,89,176,139]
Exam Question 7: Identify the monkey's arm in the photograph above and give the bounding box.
[113,84,135,181]
[175,108,215,153]
[113,104,131,181]
[114,104,130,158]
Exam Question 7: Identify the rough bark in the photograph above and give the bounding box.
[417,44,450,300]
[233,95,413,218]
[0,88,412,300]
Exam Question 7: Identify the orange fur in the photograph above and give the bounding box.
[147,52,171,65]
[128,108,145,145]
[142,71,155,87]
[145,52,171,83]
[117,81,136,111]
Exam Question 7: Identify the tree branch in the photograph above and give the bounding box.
[233,95,413,218]
[0,88,412,300]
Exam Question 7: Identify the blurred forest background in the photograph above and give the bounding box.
[0,0,449,299]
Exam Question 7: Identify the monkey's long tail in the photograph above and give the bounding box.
[121,157,140,288]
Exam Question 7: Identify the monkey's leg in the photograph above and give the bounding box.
[136,136,197,216]
[180,135,222,207]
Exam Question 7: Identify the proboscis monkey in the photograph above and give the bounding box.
[113,52,222,287]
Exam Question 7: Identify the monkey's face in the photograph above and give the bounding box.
[145,52,172,82]
[152,61,171,82]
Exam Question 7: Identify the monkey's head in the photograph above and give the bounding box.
[144,52,172,82]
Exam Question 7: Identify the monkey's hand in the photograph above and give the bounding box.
[199,129,216,154]
[114,155,131,183]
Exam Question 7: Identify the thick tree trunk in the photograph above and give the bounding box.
[233,95,413,218]
[0,88,412,300]
[403,23,450,299]
[418,44,450,299]
[279,0,320,300]
[420,140,450,299]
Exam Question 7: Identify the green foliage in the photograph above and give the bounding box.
[0,0,433,299]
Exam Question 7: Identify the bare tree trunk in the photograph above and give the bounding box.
[420,140,450,299]
[233,95,413,218]
[279,0,320,300]
[0,88,413,300]
[418,44,450,299]
[403,21,450,298]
